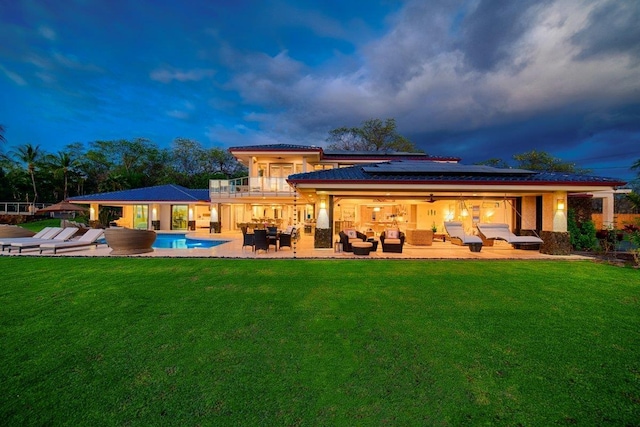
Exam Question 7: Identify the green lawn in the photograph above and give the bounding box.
[0,258,638,426]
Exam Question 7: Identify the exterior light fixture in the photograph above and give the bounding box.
[557,198,565,211]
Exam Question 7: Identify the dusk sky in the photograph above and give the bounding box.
[1,0,639,182]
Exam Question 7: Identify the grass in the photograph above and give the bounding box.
[17,218,61,232]
[0,257,638,426]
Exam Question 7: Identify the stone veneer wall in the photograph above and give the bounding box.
[539,231,572,255]
[314,228,332,248]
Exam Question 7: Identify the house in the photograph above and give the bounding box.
[69,144,626,253]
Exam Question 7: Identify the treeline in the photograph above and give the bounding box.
[0,137,247,204]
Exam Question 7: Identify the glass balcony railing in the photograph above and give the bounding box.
[210,176,296,198]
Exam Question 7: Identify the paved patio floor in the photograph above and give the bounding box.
[1,230,592,260]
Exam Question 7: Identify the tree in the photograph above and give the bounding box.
[0,124,6,144]
[46,149,80,200]
[10,143,42,205]
[513,150,590,174]
[475,158,510,168]
[326,118,421,153]
[627,159,640,211]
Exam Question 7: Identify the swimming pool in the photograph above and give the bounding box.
[153,233,228,249]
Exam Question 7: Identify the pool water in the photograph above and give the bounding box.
[153,233,228,249]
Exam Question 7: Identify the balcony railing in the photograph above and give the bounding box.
[0,202,48,215]
[210,176,296,198]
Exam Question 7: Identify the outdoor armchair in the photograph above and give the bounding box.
[339,229,367,252]
[380,229,405,253]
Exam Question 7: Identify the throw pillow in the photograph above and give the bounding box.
[345,229,357,239]
[386,229,399,239]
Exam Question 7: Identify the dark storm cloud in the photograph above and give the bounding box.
[1,0,638,182]
[572,0,640,62]
[456,0,552,71]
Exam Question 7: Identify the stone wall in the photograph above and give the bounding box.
[314,228,332,248]
[539,231,572,255]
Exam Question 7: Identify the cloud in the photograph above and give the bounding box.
[150,67,216,83]
[38,25,56,41]
[0,65,27,86]
[571,0,640,62]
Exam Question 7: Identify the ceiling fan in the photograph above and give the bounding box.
[426,194,436,203]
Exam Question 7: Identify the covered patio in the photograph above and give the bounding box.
[1,228,591,260]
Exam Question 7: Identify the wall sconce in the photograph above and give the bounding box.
[151,207,157,221]
[461,208,469,217]
[188,208,194,221]
[373,206,381,212]
[320,200,326,210]
[89,207,95,221]
[557,198,565,211]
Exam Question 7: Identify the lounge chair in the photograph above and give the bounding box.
[39,229,105,254]
[477,224,543,249]
[10,227,79,253]
[476,223,543,248]
[0,227,61,252]
[443,222,483,252]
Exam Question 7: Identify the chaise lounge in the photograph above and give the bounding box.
[443,222,483,252]
[9,227,79,253]
[39,228,105,254]
[0,227,60,251]
[476,223,543,248]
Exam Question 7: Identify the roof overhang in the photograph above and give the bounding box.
[229,146,323,165]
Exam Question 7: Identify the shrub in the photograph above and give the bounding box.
[567,208,598,251]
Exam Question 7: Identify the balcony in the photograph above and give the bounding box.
[210,176,296,198]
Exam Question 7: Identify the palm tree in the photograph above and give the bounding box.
[47,150,78,200]
[0,124,6,144]
[11,144,42,206]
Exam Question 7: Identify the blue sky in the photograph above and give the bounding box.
[1,0,639,181]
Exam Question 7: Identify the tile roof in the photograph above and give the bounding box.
[229,144,322,152]
[287,161,627,186]
[68,184,210,203]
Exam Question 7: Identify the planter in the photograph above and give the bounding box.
[0,225,35,238]
[104,228,156,255]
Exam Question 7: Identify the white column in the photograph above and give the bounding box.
[602,192,614,229]
[552,191,567,232]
